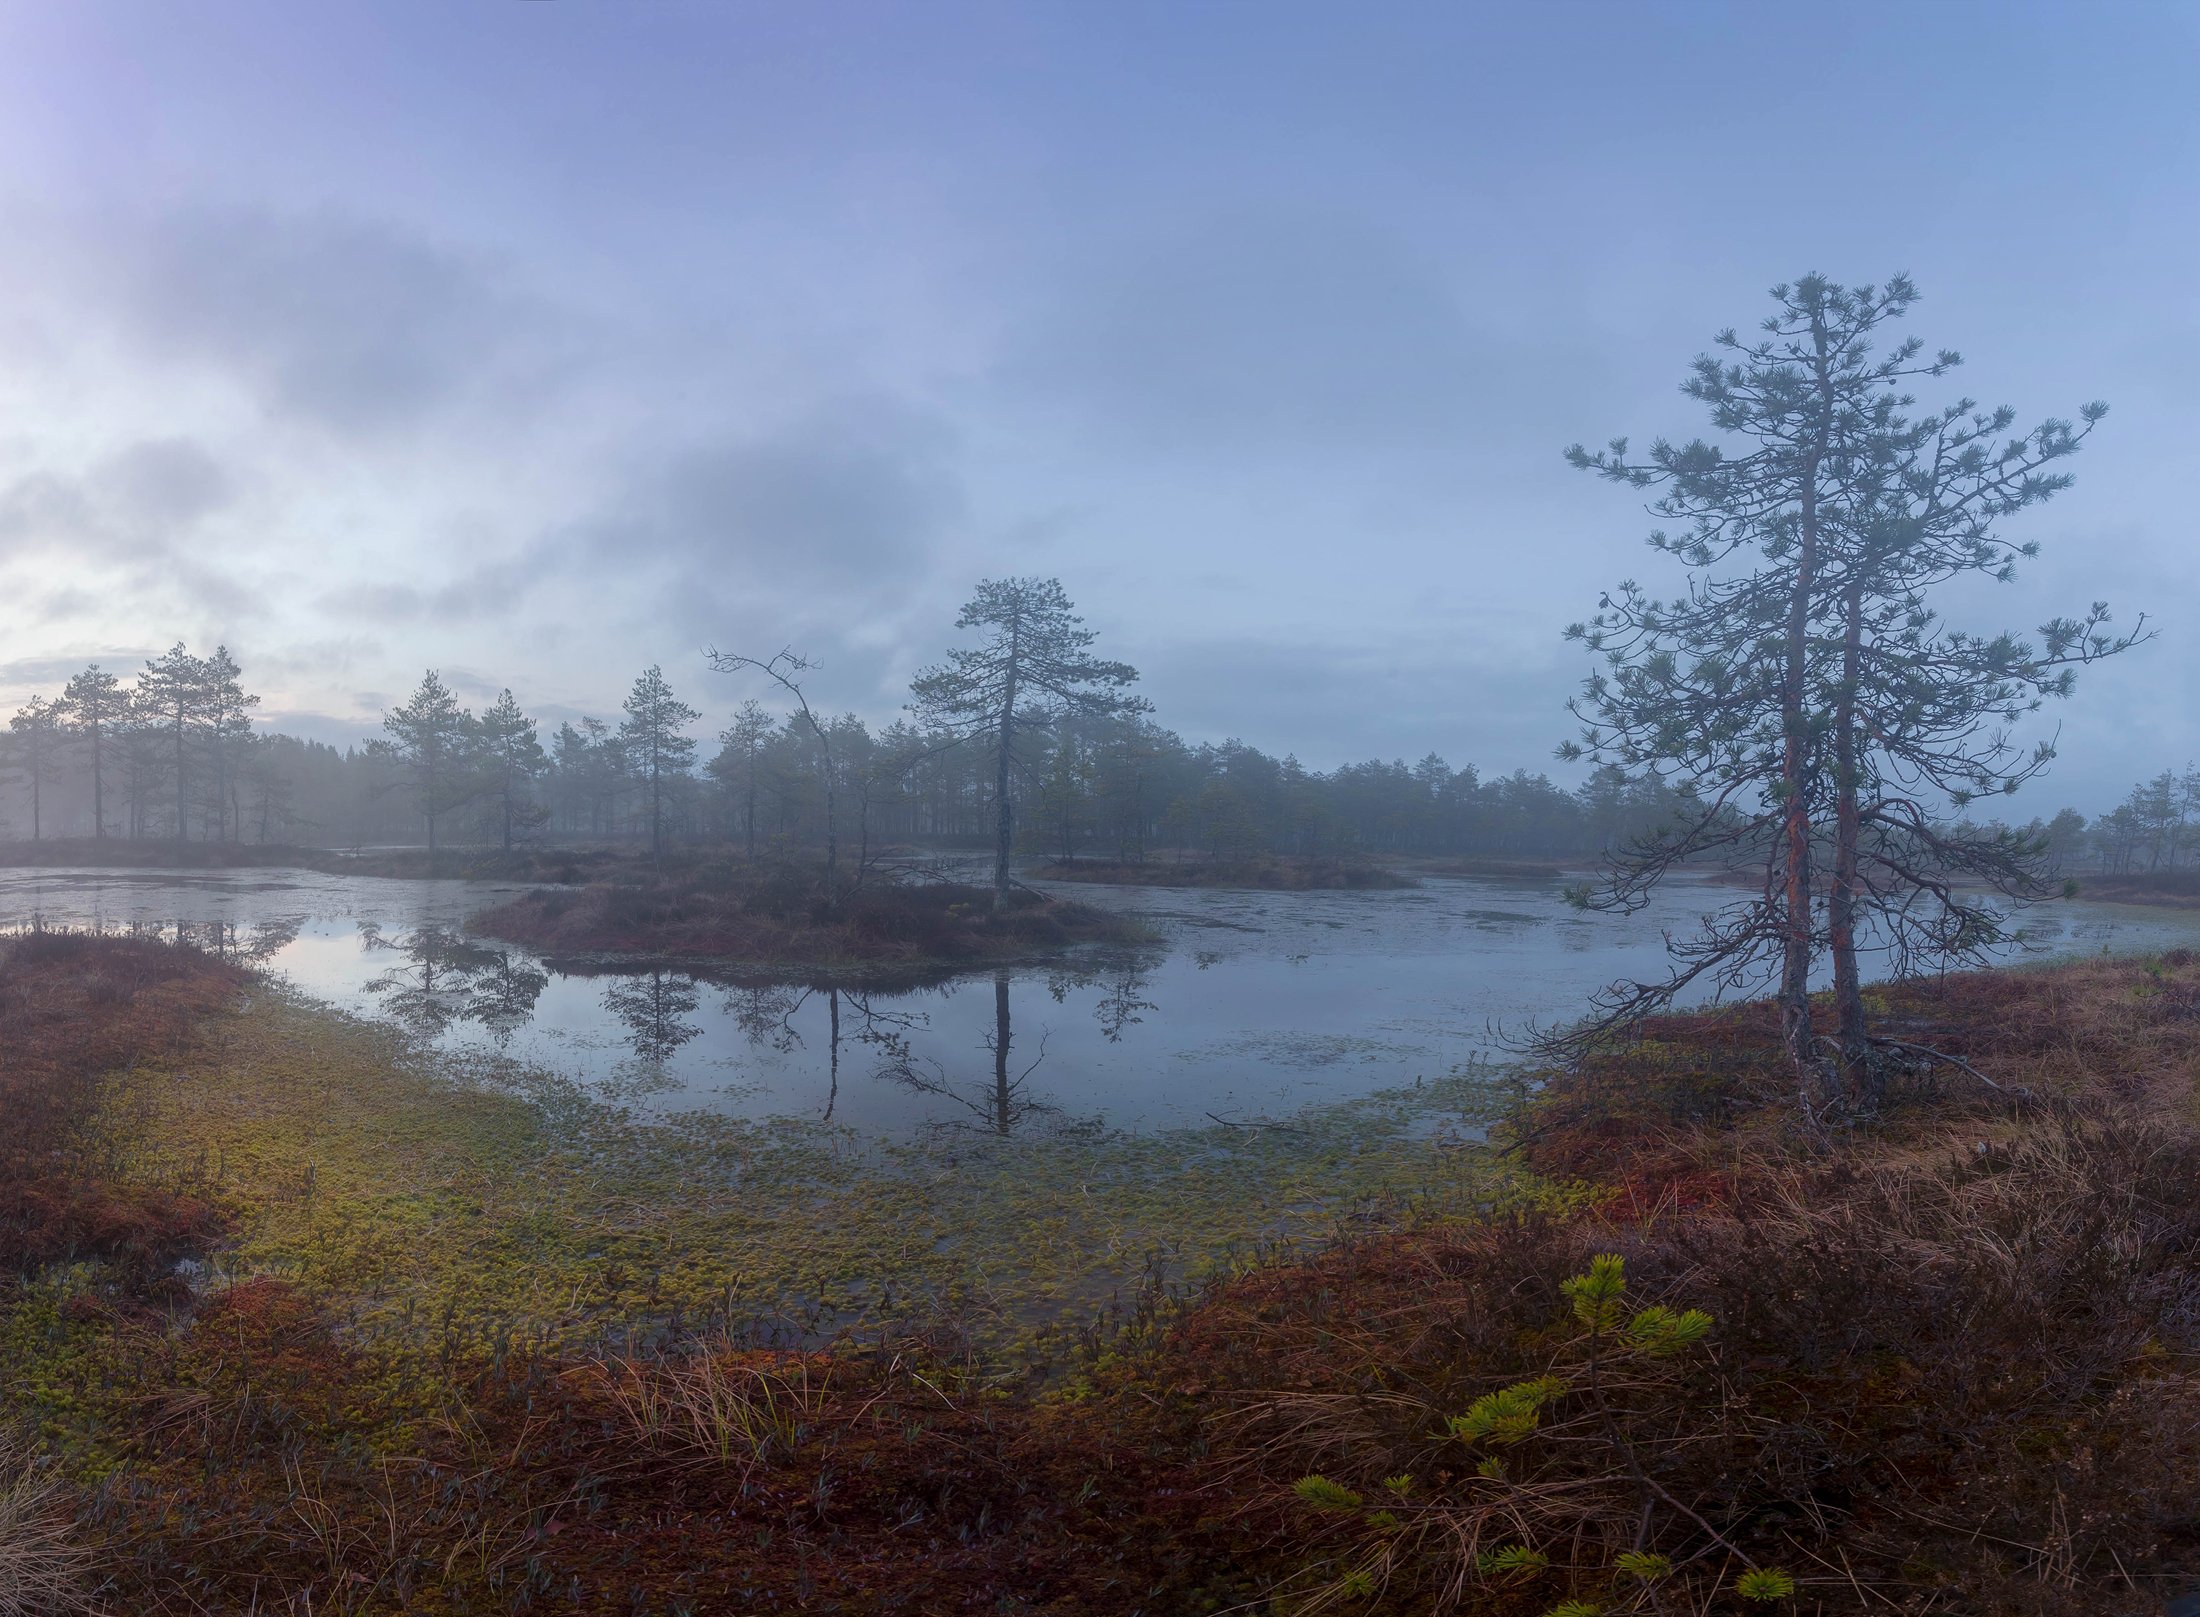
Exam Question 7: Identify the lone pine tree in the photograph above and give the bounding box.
[909,577,1147,902]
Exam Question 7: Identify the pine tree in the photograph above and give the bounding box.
[199,646,260,841]
[476,689,549,852]
[618,666,698,864]
[710,700,775,861]
[139,643,208,843]
[1565,275,2141,1111]
[60,665,128,840]
[909,577,1147,902]
[376,671,476,856]
[6,697,63,840]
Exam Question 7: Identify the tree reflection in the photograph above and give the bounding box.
[880,970,1057,1136]
[601,969,702,1064]
[1044,958,1157,1043]
[360,924,549,1044]
[721,983,927,1120]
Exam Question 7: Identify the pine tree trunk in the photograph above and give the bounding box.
[1830,579,1872,1104]
[1778,319,1838,1114]
[993,683,1017,904]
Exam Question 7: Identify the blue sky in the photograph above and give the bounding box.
[0,0,2193,810]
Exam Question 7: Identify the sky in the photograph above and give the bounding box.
[0,0,2193,812]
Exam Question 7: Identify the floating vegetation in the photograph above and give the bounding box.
[92,983,1548,1372]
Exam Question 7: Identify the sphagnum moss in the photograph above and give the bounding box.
[105,982,1565,1372]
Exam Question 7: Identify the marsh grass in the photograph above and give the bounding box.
[18,934,2200,1612]
[1172,952,2200,1616]
[599,1349,829,1474]
[0,1431,87,1617]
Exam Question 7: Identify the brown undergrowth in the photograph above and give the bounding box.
[0,932,241,1286]
[467,863,1148,974]
[1155,954,2200,1616]
[13,938,2200,1614]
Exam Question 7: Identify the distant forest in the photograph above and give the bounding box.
[0,632,2172,873]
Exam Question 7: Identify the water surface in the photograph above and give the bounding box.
[5,864,2195,1137]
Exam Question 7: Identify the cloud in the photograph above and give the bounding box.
[324,539,570,626]
[99,437,234,529]
[640,398,963,585]
[0,436,235,564]
[100,206,582,434]
[999,209,1499,455]
[1133,633,1577,774]
[0,649,161,689]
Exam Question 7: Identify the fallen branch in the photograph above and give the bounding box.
[1868,1035,2034,1102]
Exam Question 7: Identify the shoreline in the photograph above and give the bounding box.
[6,933,2199,1609]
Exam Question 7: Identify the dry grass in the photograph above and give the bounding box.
[13,934,2200,1613]
[0,1432,87,1617]
[1137,954,2200,1616]
[0,931,241,1283]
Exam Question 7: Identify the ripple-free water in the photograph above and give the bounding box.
[5,863,2196,1137]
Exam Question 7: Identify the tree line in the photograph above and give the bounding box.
[0,589,2172,900]
[0,630,1696,870]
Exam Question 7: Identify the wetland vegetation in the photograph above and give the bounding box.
[0,50,2190,1600]
[464,862,1150,976]
[10,925,2200,1615]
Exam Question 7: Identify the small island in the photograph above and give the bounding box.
[465,861,1150,974]
[1035,852,1415,890]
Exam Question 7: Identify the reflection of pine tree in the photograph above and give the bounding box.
[362,926,546,1043]
[878,972,1057,1136]
[602,970,703,1064]
[465,954,551,1047]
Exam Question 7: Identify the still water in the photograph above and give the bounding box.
[5,865,2196,1136]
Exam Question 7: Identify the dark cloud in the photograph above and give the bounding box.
[0,436,235,563]
[637,399,963,586]
[34,586,100,619]
[1001,210,1500,455]
[105,207,580,434]
[99,437,234,529]
[324,539,568,626]
[0,650,161,689]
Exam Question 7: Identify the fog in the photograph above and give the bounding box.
[0,2,2195,810]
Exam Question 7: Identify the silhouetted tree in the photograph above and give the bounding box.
[60,665,127,840]
[6,696,63,840]
[618,665,698,863]
[909,577,1147,901]
[139,644,208,843]
[476,688,549,852]
[709,648,841,881]
[710,700,774,860]
[376,671,475,856]
[199,646,259,841]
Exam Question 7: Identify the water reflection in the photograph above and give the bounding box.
[720,984,926,1119]
[361,924,549,1045]
[881,970,1061,1136]
[16,865,2200,1136]
[602,970,703,1064]
[124,915,304,963]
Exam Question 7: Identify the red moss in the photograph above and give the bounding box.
[0,932,243,1283]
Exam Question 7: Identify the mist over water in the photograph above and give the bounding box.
[9,865,2196,1138]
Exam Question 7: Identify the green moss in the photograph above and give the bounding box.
[80,986,1556,1379]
